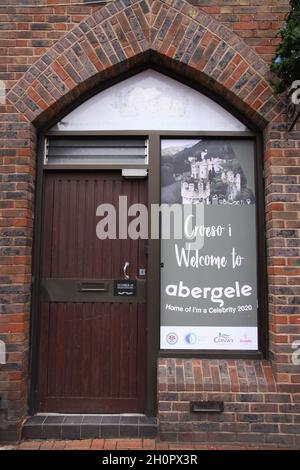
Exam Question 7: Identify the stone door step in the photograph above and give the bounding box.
[22,414,157,440]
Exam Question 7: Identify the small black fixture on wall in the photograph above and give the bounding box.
[190,401,224,413]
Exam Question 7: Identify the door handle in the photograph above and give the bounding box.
[123,261,130,280]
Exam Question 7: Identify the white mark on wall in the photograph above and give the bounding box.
[292,340,300,366]
[0,340,6,364]
[0,80,5,105]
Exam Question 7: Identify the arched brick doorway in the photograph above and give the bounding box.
[1,0,296,444]
[7,0,282,128]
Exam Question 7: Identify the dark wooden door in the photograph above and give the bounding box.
[36,171,147,413]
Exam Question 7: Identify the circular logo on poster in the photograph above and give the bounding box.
[166,332,178,345]
[185,333,197,345]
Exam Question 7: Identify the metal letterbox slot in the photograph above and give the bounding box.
[78,282,108,292]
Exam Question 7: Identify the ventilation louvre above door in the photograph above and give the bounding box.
[44,137,148,167]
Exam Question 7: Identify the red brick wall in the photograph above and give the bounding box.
[0,0,101,92]
[190,0,290,62]
[158,359,300,447]
[0,0,290,92]
[0,0,299,445]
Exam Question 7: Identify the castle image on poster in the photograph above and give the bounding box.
[161,140,255,205]
[181,151,242,205]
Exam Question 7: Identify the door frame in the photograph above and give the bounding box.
[36,169,148,414]
[29,129,267,418]
[28,66,267,416]
[29,131,160,417]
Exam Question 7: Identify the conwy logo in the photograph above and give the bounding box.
[214,332,233,344]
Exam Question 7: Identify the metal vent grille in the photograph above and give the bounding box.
[45,137,148,166]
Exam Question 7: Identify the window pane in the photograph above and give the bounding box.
[45,137,148,166]
[160,138,258,351]
[50,70,249,132]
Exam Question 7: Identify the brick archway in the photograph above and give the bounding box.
[1,0,299,445]
[6,0,283,129]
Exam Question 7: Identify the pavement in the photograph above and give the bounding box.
[0,439,289,450]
